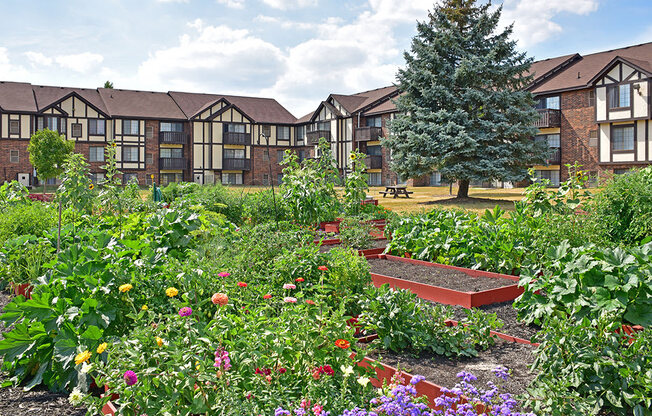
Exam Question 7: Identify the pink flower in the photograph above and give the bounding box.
[218,272,231,278]
[278,367,287,374]
[123,370,138,386]
[178,307,192,317]
[313,404,323,415]
[283,297,297,303]
[282,283,296,290]
[237,282,248,288]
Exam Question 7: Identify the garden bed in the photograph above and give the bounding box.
[318,238,388,253]
[366,254,522,308]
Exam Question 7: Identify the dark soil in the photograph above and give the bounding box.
[418,197,515,206]
[372,339,536,397]
[0,291,87,416]
[367,258,514,292]
[318,239,387,253]
[446,301,540,341]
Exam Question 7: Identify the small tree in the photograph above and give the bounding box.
[28,129,75,194]
[385,0,547,198]
[103,80,114,89]
[343,149,369,215]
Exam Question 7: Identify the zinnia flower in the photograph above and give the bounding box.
[283,297,297,303]
[166,287,179,297]
[211,293,228,306]
[335,339,350,349]
[123,370,138,386]
[318,266,328,271]
[305,299,316,305]
[74,350,91,365]
[357,376,370,387]
[119,283,133,293]
[237,282,248,288]
[141,305,148,311]
[88,184,95,190]
[96,343,107,354]
[156,336,164,347]
[179,307,192,317]
[282,283,296,290]
[295,277,304,282]
[68,388,84,406]
[263,294,272,299]
[218,272,231,277]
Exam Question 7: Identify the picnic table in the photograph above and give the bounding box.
[379,185,413,198]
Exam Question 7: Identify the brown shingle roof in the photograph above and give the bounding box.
[168,91,297,124]
[98,88,186,119]
[531,42,652,94]
[362,96,400,116]
[330,85,398,114]
[32,85,108,115]
[0,81,37,112]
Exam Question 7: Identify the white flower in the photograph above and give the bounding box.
[80,362,93,374]
[357,376,370,387]
[68,387,84,406]
[341,365,354,377]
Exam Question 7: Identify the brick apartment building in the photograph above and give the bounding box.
[1,41,651,188]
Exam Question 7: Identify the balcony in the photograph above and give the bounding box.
[223,131,251,145]
[546,148,561,165]
[223,158,251,171]
[159,157,188,170]
[534,109,561,128]
[307,130,331,145]
[355,126,383,142]
[364,155,383,169]
[159,131,188,144]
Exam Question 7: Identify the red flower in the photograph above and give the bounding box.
[278,367,287,374]
[295,277,305,282]
[318,266,328,271]
[263,294,272,299]
[322,365,334,376]
[305,299,316,305]
[237,282,248,288]
[335,339,350,349]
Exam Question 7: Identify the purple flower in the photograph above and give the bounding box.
[214,347,231,371]
[456,371,477,383]
[410,374,426,385]
[493,366,510,381]
[178,307,192,317]
[123,370,138,386]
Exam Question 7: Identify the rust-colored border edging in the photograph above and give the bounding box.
[366,254,523,308]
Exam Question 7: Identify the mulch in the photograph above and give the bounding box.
[367,258,513,292]
[445,301,541,341]
[0,291,87,416]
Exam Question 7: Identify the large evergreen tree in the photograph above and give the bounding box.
[385,0,547,198]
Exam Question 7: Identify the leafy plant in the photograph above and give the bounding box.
[0,180,29,209]
[339,217,376,250]
[28,129,75,194]
[0,202,57,244]
[343,149,369,215]
[0,235,55,285]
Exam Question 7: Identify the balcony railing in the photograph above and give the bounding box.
[355,126,383,142]
[223,131,251,145]
[364,155,383,169]
[307,130,331,145]
[159,131,188,144]
[159,157,188,170]
[546,148,561,165]
[534,109,561,128]
[223,158,251,171]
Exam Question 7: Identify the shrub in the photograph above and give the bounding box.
[0,235,55,286]
[0,202,57,243]
[339,217,376,249]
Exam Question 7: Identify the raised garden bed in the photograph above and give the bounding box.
[318,238,388,254]
[366,254,523,308]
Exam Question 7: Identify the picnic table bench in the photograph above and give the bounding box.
[379,185,413,198]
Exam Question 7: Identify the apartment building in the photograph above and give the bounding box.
[1,42,651,188]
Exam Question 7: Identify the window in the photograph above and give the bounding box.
[534,170,560,186]
[161,173,183,186]
[535,96,560,110]
[10,150,19,163]
[310,121,329,131]
[122,146,139,162]
[589,130,598,147]
[224,148,245,159]
[263,150,269,161]
[89,146,105,162]
[9,120,20,135]
[160,148,183,158]
[146,153,154,165]
[608,84,631,109]
[430,171,441,186]
[588,90,596,107]
[160,122,184,132]
[123,173,139,184]
[365,116,382,127]
[546,134,560,148]
[262,174,269,185]
[277,150,285,163]
[222,173,243,185]
[146,126,154,139]
[122,120,139,135]
[71,123,82,138]
[277,173,284,185]
[296,125,306,142]
[89,119,105,135]
[368,172,382,186]
[612,125,634,151]
[367,145,382,156]
[262,125,271,137]
[297,149,305,162]
[90,173,105,184]
[277,126,290,141]
[613,168,630,175]
[36,116,65,133]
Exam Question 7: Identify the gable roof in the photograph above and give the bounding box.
[587,55,652,85]
[530,41,652,95]
[0,81,38,112]
[32,85,109,116]
[97,88,186,119]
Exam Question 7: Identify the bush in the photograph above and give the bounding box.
[590,167,652,246]
[0,202,57,243]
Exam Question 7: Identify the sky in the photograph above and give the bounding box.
[0,0,651,117]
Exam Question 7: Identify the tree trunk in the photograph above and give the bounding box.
[43,179,46,196]
[457,179,470,198]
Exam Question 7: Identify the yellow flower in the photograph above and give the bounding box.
[89,183,95,190]
[350,154,356,160]
[112,142,117,147]
[74,350,92,365]
[195,360,201,370]
[141,305,148,311]
[119,283,133,293]
[156,336,164,347]
[166,287,179,297]
[96,343,107,354]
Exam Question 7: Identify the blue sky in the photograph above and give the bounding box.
[0,0,650,116]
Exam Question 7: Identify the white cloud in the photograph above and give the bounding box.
[261,0,318,10]
[55,52,104,73]
[0,47,30,80]
[217,0,245,9]
[501,0,599,48]
[137,20,286,93]
[156,0,189,3]
[24,51,53,67]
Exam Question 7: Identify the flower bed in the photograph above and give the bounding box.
[366,254,523,308]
